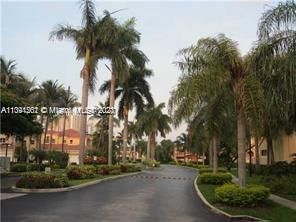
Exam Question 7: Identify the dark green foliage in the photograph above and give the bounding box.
[264,161,296,176]
[215,184,270,207]
[263,175,296,195]
[120,164,141,173]
[66,165,96,179]
[47,151,69,169]
[96,165,121,175]
[198,173,232,185]
[199,168,227,174]
[10,163,27,172]
[16,172,69,188]
[28,149,47,164]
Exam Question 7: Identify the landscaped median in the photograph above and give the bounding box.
[194,172,296,222]
[12,164,142,193]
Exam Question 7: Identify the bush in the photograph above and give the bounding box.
[27,163,41,171]
[10,163,27,172]
[263,175,296,194]
[47,151,69,169]
[16,172,69,188]
[97,165,121,175]
[215,184,270,207]
[199,168,227,174]
[198,173,232,185]
[169,161,176,165]
[264,161,296,176]
[66,165,96,179]
[143,160,160,167]
[120,164,141,173]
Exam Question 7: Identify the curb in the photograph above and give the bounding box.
[12,171,142,193]
[193,176,268,222]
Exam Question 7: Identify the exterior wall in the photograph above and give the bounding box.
[248,131,296,165]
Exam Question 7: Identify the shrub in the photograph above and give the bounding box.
[16,172,69,188]
[215,184,270,207]
[143,160,160,167]
[66,165,96,179]
[47,151,69,169]
[198,173,232,185]
[27,163,41,171]
[199,168,227,174]
[95,156,107,165]
[10,163,27,172]
[97,165,121,175]
[169,161,176,165]
[263,161,296,176]
[120,164,141,173]
[263,175,296,194]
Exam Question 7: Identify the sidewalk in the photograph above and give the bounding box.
[232,176,296,211]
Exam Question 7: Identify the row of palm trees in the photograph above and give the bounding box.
[169,1,296,188]
[49,0,173,164]
[1,56,79,153]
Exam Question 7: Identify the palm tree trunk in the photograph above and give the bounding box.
[122,105,129,163]
[255,136,260,173]
[43,117,49,150]
[151,132,156,161]
[79,48,91,165]
[49,121,53,150]
[208,139,213,168]
[212,136,218,173]
[267,137,274,165]
[237,110,246,188]
[147,133,151,160]
[61,113,67,152]
[133,136,136,161]
[38,113,44,151]
[108,72,116,165]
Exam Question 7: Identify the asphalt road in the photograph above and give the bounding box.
[1,165,227,222]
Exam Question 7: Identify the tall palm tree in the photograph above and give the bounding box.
[40,80,63,150]
[250,0,296,165]
[137,103,172,160]
[100,66,154,163]
[169,34,265,187]
[49,0,104,165]
[100,17,148,165]
[60,86,79,152]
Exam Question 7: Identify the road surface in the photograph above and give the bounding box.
[1,165,227,222]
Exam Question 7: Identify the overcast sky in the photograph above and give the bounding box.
[1,0,279,140]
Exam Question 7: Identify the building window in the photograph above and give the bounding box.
[261,149,267,156]
[69,139,73,144]
[0,138,6,143]
[30,139,35,145]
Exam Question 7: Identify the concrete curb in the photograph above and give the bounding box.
[193,176,268,222]
[12,171,142,193]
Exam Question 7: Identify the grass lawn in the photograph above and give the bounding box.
[68,175,117,186]
[198,182,296,222]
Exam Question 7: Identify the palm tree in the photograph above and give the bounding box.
[169,34,265,187]
[100,66,154,163]
[40,80,63,150]
[60,86,79,152]
[0,56,24,87]
[49,0,104,165]
[250,0,296,165]
[137,103,172,160]
[100,17,148,165]
[175,133,188,163]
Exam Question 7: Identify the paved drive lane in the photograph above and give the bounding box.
[1,165,227,222]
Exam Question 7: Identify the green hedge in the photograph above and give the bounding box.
[142,160,160,167]
[198,173,232,185]
[16,172,69,188]
[199,168,227,174]
[263,175,296,195]
[215,184,270,207]
[120,164,141,173]
[66,165,96,179]
[97,165,121,175]
[10,163,27,172]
